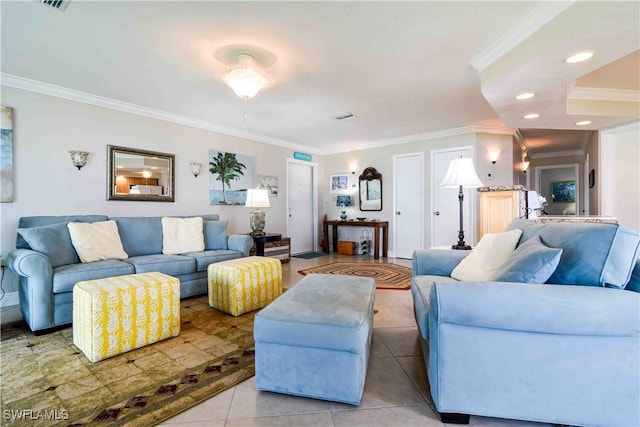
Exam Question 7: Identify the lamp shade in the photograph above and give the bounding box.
[224,54,268,99]
[527,191,541,209]
[440,157,483,188]
[245,189,270,208]
[336,195,352,207]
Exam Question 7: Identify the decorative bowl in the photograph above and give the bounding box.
[356,217,367,222]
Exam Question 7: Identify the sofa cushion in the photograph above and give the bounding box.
[18,222,79,267]
[123,254,195,276]
[624,260,640,292]
[67,220,128,263]
[110,217,163,256]
[52,260,135,293]
[507,219,640,288]
[162,217,205,254]
[490,236,563,284]
[204,220,229,250]
[451,229,522,281]
[182,250,242,272]
[16,215,109,249]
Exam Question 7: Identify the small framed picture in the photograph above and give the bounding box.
[330,174,349,194]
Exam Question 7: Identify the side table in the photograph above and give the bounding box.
[248,233,282,256]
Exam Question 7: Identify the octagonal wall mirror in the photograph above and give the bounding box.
[359,167,382,211]
[107,145,175,202]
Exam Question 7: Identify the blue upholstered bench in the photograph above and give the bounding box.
[254,273,376,405]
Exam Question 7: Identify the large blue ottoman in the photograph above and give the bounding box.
[254,273,376,405]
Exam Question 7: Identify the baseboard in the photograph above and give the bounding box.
[0,292,22,324]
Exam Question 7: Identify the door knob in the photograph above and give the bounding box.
[396,211,401,215]
[434,211,440,215]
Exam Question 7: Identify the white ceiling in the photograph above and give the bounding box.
[1,1,638,155]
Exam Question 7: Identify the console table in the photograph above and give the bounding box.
[248,233,282,256]
[322,220,388,260]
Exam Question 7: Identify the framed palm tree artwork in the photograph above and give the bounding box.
[208,150,255,205]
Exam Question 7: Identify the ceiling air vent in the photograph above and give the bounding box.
[330,112,357,121]
[40,0,70,11]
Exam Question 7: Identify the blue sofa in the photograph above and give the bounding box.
[412,219,640,427]
[7,214,253,333]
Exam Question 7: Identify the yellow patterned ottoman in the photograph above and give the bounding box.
[73,272,180,363]
[208,256,282,316]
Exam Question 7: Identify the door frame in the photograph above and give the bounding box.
[393,152,424,258]
[286,158,319,252]
[430,146,477,248]
[534,163,579,216]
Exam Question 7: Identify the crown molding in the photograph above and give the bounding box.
[567,82,640,102]
[529,149,584,160]
[1,73,322,154]
[470,1,575,73]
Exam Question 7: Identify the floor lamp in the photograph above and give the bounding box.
[440,157,483,250]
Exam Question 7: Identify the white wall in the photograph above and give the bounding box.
[600,122,640,231]
[0,86,307,295]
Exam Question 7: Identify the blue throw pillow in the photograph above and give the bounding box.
[204,220,229,250]
[18,222,80,267]
[490,236,563,284]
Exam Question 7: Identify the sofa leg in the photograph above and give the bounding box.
[439,412,470,424]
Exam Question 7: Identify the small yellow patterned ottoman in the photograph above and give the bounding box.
[73,272,180,363]
[208,256,282,316]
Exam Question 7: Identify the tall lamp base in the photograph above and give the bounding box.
[451,244,472,250]
[249,209,266,236]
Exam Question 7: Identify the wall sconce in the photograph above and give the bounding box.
[189,162,202,178]
[69,150,89,170]
[488,150,500,164]
[522,161,530,173]
[349,163,358,189]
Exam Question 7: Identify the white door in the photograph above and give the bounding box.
[431,147,476,248]
[393,153,424,258]
[287,159,317,254]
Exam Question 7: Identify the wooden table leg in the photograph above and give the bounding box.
[332,225,338,253]
[373,226,380,260]
[322,222,329,253]
[382,224,388,257]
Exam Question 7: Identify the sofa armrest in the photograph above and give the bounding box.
[228,234,254,257]
[6,249,55,331]
[412,249,469,277]
[430,281,640,337]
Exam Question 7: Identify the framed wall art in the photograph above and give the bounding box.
[330,174,349,194]
[1,105,14,203]
[551,181,576,203]
[257,174,278,196]
[209,150,255,205]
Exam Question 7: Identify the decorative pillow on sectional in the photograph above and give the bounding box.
[162,217,205,254]
[451,228,522,281]
[67,220,129,263]
[203,220,229,250]
[490,236,563,283]
[18,222,80,267]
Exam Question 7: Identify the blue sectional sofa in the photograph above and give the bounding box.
[7,214,253,333]
[412,219,640,427]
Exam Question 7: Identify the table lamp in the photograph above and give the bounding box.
[336,195,352,221]
[245,188,271,235]
[440,157,483,250]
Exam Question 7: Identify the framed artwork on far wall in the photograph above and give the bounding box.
[257,174,278,197]
[330,174,349,194]
[1,105,14,203]
[551,181,576,203]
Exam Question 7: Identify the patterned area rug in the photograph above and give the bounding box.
[298,262,412,290]
[1,296,255,426]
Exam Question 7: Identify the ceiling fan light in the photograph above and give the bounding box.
[224,67,268,99]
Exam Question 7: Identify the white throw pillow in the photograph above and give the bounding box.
[67,220,128,263]
[162,217,205,254]
[450,228,523,281]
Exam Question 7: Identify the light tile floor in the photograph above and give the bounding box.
[160,254,553,427]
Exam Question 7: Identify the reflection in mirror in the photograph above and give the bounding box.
[107,145,175,202]
[359,167,382,211]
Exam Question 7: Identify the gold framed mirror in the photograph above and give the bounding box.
[359,167,382,211]
[107,145,175,202]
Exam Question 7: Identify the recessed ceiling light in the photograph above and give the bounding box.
[524,113,540,119]
[516,92,535,100]
[576,120,592,126]
[565,51,594,64]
